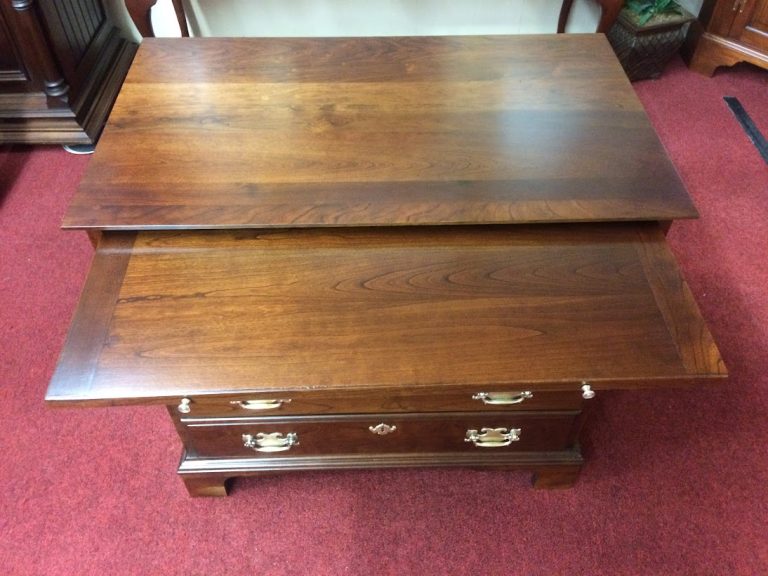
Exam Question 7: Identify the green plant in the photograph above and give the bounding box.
[625,0,683,25]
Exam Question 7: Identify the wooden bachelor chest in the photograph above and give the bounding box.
[47,36,726,496]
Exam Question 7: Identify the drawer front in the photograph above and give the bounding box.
[176,389,583,418]
[181,412,579,458]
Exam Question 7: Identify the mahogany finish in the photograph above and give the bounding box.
[180,412,580,458]
[65,35,696,230]
[47,223,724,494]
[164,390,584,418]
[46,37,725,495]
[46,225,724,407]
[177,451,587,496]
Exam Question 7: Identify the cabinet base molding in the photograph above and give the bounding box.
[689,32,768,77]
[177,450,586,497]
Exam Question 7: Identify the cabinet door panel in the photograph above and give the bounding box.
[736,1,768,51]
[36,0,108,84]
[0,8,30,87]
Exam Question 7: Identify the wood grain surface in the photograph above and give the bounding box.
[65,35,697,229]
[46,224,725,405]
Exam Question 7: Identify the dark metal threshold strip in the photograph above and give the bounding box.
[724,96,768,165]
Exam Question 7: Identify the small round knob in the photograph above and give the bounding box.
[581,383,595,400]
[177,398,192,414]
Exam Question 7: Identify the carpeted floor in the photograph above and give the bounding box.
[1,57,766,575]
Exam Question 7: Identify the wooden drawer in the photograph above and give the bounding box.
[180,412,580,458]
[178,389,583,417]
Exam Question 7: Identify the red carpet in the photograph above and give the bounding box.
[1,58,767,575]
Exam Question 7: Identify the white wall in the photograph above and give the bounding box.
[680,0,704,15]
[180,0,603,37]
[150,0,706,39]
[104,0,141,41]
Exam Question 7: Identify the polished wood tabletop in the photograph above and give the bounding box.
[66,35,696,230]
[47,224,724,405]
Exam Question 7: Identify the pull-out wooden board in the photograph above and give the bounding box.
[47,224,725,406]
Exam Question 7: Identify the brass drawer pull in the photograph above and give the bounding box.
[465,427,521,447]
[472,391,533,405]
[230,399,291,410]
[242,432,298,453]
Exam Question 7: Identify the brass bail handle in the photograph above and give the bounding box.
[242,432,298,453]
[230,399,291,410]
[465,427,521,447]
[472,391,533,405]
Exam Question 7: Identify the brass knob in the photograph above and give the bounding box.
[177,398,192,414]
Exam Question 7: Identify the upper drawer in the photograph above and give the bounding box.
[46,224,726,407]
[172,389,583,418]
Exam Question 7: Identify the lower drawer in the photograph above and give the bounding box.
[181,412,580,458]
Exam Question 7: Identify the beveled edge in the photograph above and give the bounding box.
[45,233,137,405]
[44,375,727,408]
[634,226,727,378]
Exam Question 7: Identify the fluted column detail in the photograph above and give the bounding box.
[11,0,70,98]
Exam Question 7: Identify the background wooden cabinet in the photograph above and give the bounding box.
[688,0,768,75]
[0,0,137,145]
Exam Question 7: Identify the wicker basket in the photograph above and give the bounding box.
[607,8,695,81]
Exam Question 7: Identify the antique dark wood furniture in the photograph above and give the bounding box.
[0,0,137,144]
[558,0,623,33]
[47,36,726,497]
[688,0,768,75]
